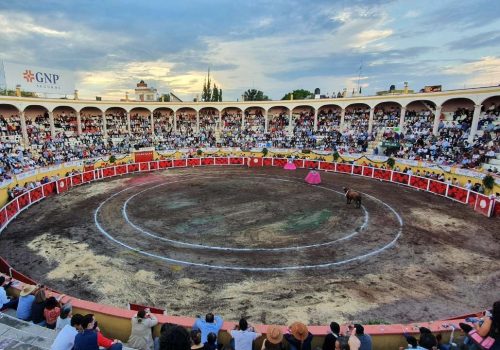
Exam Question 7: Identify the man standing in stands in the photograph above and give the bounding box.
[349,324,372,350]
[192,312,224,344]
[230,317,261,350]
[322,321,340,350]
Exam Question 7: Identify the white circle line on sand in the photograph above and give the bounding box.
[121,175,370,251]
[93,171,403,270]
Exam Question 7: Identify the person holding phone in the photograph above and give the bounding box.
[128,308,158,350]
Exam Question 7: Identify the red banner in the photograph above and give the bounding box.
[134,151,154,163]
[115,164,128,175]
[293,159,304,168]
[229,157,244,165]
[42,182,57,196]
[83,170,95,183]
[127,163,140,173]
[272,158,286,167]
[304,160,318,169]
[362,167,373,177]
[337,163,353,173]
[409,176,428,190]
[6,200,19,219]
[248,157,263,167]
[319,161,335,171]
[173,159,187,167]
[392,172,409,184]
[139,162,149,171]
[71,174,83,186]
[159,160,173,168]
[446,185,468,203]
[187,158,201,167]
[373,169,391,181]
[474,194,494,217]
[56,179,70,193]
[428,180,447,195]
[0,209,7,228]
[202,157,214,165]
[467,192,477,207]
[353,165,363,175]
[149,161,159,170]
[215,157,228,165]
[17,192,30,209]
[29,187,44,202]
[102,167,116,177]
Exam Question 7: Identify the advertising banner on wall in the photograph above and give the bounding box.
[1,61,75,95]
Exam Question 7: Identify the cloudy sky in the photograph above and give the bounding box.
[1,0,499,101]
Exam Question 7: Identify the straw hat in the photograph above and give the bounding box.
[289,322,309,341]
[20,284,37,297]
[266,325,283,344]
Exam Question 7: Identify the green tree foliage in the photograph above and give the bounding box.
[281,89,313,100]
[243,89,269,101]
[0,89,37,97]
[218,88,222,102]
[157,94,171,102]
[212,83,219,102]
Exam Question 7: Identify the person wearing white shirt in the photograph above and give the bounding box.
[50,314,84,350]
[230,318,261,350]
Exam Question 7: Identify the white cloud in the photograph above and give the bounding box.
[0,13,69,38]
[442,56,500,87]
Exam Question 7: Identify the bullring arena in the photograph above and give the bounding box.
[0,149,499,348]
[0,85,500,349]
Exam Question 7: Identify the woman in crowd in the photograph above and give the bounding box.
[261,325,285,350]
[30,287,47,326]
[475,300,500,350]
[44,296,61,329]
[191,329,204,350]
[128,308,158,350]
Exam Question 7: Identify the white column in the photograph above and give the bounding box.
[173,113,177,132]
[49,111,55,137]
[218,113,222,131]
[264,110,269,133]
[19,111,29,145]
[150,113,155,136]
[288,111,293,134]
[196,110,200,132]
[313,109,318,131]
[126,112,131,135]
[367,107,375,133]
[468,104,482,143]
[399,106,406,131]
[432,106,442,136]
[102,114,107,137]
[76,111,82,135]
[340,108,346,129]
[241,112,245,129]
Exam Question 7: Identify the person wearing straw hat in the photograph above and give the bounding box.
[261,325,285,350]
[16,284,39,321]
[284,322,313,350]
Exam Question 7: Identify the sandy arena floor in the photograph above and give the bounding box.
[0,166,498,325]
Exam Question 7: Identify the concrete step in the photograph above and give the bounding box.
[0,315,55,349]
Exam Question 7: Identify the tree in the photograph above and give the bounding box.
[218,88,222,102]
[243,89,269,101]
[281,89,313,100]
[0,89,37,97]
[212,83,219,102]
[157,94,171,102]
[202,68,212,102]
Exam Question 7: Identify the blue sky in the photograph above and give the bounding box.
[1,0,499,101]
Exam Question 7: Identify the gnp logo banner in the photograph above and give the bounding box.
[2,61,75,94]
